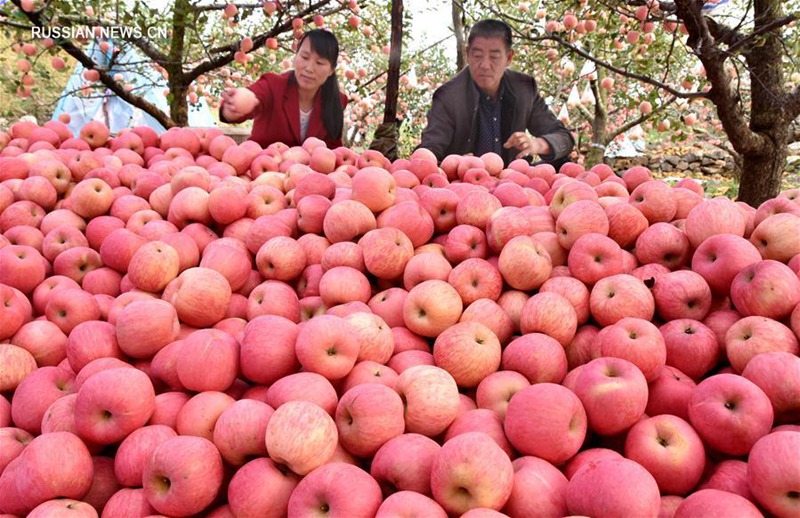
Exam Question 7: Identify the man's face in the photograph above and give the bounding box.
[467,36,513,96]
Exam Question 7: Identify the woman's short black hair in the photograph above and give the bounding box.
[468,19,513,51]
[296,29,344,141]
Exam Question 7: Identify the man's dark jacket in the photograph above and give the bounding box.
[419,67,574,166]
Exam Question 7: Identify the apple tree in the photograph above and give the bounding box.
[452,0,799,205]
[0,0,376,128]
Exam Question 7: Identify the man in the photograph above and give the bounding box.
[419,19,574,169]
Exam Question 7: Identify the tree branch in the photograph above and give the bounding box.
[574,102,594,121]
[195,2,265,12]
[608,95,678,142]
[13,3,174,128]
[0,18,34,30]
[538,33,707,100]
[673,0,769,156]
[56,14,170,64]
[183,0,337,84]
[706,13,797,56]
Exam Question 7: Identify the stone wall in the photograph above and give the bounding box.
[605,148,736,177]
[604,145,800,177]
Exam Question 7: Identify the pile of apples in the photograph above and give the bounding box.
[1,117,799,518]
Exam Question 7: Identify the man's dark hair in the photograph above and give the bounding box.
[467,19,513,51]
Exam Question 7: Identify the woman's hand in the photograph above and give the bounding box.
[503,132,551,159]
[221,88,259,121]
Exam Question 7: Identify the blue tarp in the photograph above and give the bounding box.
[52,41,215,135]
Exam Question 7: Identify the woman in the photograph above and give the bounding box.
[220,29,348,148]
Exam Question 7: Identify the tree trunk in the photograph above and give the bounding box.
[452,0,466,71]
[383,0,403,124]
[587,74,607,167]
[169,82,190,127]
[736,0,788,205]
[166,0,190,127]
[738,138,787,205]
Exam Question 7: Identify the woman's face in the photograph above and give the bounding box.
[294,38,335,93]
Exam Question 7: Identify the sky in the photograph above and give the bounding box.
[406,0,456,58]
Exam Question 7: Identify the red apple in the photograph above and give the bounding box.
[567,232,625,285]
[675,489,763,517]
[573,356,649,435]
[10,319,68,367]
[0,245,46,294]
[370,433,440,496]
[629,180,677,224]
[691,234,763,297]
[143,435,223,516]
[239,314,299,385]
[652,270,712,321]
[597,317,667,382]
[359,227,414,280]
[176,328,239,392]
[504,383,587,464]
[430,432,514,515]
[162,267,232,327]
[79,121,110,149]
[395,365,460,437]
[75,367,156,445]
[498,235,553,290]
[336,383,405,458]
[624,414,706,495]
[688,373,774,456]
[226,458,299,516]
[295,314,358,380]
[403,279,463,338]
[730,259,800,320]
[376,491,447,517]
[0,431,94,516]
[114,425,178,487]
[657,318,720,381]
[351,166,397,212]
[684,197,747,248]
[519,291,577,347]
[750,213,800,262]
[11,364,75,434]
[501,332,567,385]
[566,457,660,517]
[635,221,691,271]
[725,316,799,373]
[323,199,377,243]
[742,352,800,423]
[747,431,800,517]
[287,462,382,517]
[266,372,338,416]
[589,273,655,326]
[502,455,568,518]
[115,299,180,359]
[266,400,338,475]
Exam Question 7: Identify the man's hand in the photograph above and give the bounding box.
[503,131,551,159]
[221,88,258,122]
